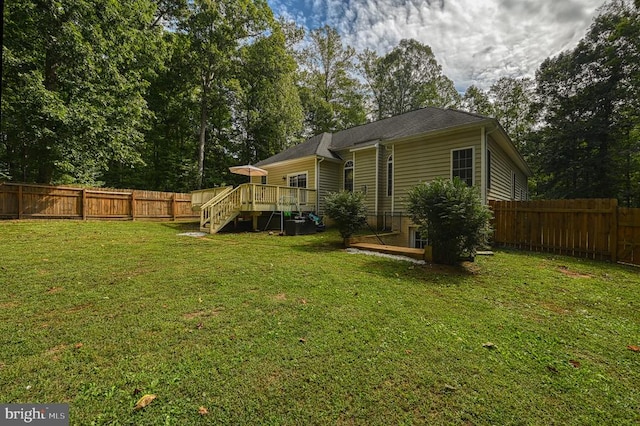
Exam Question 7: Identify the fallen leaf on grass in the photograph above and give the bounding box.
[628,345,640,352]
[300,299,307,305]
[196,322,204,330]
[134,394,157,411]
[74,343,83,350]
[299,337,307,343]
[443,384,457,392]
[132,388,142,396]
[482,342,496,349]
[546,365,559,374]
[569,360,581,368]
[198,406,209,416]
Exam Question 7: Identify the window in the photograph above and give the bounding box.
[260,176,267,185]
[344,160,354,192]
[387,155,393,197]
[486,150,491,190]
[452,148,473,186]
[411,228,429,249]
[288,173,307,188]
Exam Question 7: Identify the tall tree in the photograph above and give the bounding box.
[182,0,273,188]
[489,77,536,152]
[298,25,366,135]
[2,0,163,185]
[461,85,494,116]
[359,39,460,120]
[235,25,303,165]
[533,0,640,204]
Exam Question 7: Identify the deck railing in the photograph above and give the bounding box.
[198,184,317,233]
[242,184,315,210]
[191,186,234,209]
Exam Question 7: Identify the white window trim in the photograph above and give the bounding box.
[451,146,475,186]
[287,171,309,188]
[344,160,354,191]
[410,227,429,249]
[386,154,393,197]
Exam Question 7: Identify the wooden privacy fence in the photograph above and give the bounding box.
[0,182,198,221]
[489,199,640,266]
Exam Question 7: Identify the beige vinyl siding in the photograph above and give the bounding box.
[487,137,527,201]
[317,160,341,215]
[393,129,482,211]
[255,157,317,189]
[379,145,392,213]
[353,147,377,214]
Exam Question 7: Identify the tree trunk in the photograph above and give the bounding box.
[197,87,207,189]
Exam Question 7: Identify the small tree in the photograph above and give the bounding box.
[407,177,492,265]
[324,191,368,244]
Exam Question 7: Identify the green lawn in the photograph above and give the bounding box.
[1,220,639,425]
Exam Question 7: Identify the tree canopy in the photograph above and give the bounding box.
[2,0,638,208]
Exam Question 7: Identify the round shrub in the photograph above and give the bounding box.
[407,177,492,265]
[324,190,368,242]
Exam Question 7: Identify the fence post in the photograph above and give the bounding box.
[17,184,23,219]
[82,188,87,220]
[131,191,136,221]
[610,198,618,263]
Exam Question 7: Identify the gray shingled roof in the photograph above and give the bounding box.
[256,107,491,166]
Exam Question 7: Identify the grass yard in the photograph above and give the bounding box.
[0,220,639,425]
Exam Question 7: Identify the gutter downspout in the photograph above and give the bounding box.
[374,143,379,219]
[481,127,487,204]
[391,144,395,214]
[316,157,324,214]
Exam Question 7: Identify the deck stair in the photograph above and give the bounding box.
[200,186,240,233]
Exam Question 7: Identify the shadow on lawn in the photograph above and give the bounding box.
[292,237,479,280]
[160,221,201,232]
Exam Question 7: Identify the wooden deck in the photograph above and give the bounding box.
[349,242,427,260]
[195,184,317,234]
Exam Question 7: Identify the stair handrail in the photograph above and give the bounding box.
[200,186,237,229]
[200,186,234,211]
[205,185,243,232]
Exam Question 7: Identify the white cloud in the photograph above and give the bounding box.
[269,0,605,92]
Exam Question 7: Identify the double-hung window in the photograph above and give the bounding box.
[288,173,307,188]
[452,148,474,186]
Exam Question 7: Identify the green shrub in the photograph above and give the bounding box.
[407,177,492,265]
[324,190,368,243]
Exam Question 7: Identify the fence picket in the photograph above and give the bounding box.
[489,199,639,266]
[0,183,197,221]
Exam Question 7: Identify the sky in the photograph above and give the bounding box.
[266,0,606,92]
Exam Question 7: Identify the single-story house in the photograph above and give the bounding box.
[197,107,531,247]
[253,106,531,247]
